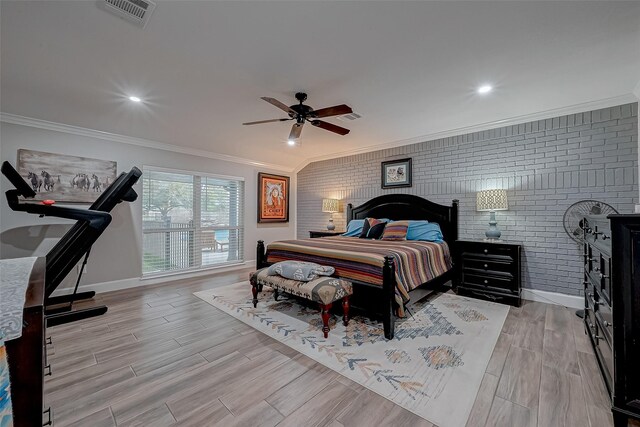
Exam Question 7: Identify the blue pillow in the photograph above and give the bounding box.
[406,221,444,242]
[343,219,365,237]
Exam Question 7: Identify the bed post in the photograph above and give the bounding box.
[451,199,459,242]
[382,255,395,340]
[256,240,266,269]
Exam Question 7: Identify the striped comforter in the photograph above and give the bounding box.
[266,236,452,315]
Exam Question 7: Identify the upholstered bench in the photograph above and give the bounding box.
[250,268,353,338]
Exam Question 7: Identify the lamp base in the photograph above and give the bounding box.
[485,211,501,240]
[327,218,335,231]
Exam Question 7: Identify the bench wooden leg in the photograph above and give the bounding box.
[320,303,332,338]
[251,281,259,308]
[273,289,279,301]
[342,296,350,326]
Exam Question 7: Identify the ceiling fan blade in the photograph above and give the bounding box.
[261,97,296,115]
[242,118,291,125]
[310,120,350,136]
[312,104,352,118]
[289,123,303,140]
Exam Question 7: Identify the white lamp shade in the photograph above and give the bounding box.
[321,198,340,213]
[477,189,508,211]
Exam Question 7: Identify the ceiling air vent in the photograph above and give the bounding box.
[98,0,156,28]
[336,112,362,122]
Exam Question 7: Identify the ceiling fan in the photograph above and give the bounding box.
[243,92,353,144]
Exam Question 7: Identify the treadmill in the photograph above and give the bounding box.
[1,161,142,326]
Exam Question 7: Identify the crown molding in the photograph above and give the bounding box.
[0,112,293,172]
[293,93,639,173]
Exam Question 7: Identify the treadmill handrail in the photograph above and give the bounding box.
[5,189,112,230]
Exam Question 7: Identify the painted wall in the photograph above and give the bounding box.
[297,103,638,296]
[0,122,295,290]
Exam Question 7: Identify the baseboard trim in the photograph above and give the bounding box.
[521,288,583,309]
[52,260,255,296]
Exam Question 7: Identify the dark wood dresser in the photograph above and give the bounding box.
[4,257,50,426]
[454,240,522,307]
[582,214,640,426]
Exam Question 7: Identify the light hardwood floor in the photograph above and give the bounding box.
[44,269,625,426]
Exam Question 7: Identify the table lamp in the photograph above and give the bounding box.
[321,198,339,230]
[476,189,508,240]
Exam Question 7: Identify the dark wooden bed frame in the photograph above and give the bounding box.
[256,194,459,339]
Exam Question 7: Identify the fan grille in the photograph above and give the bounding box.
[563,200,618,243]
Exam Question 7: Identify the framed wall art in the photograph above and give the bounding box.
[381,158,412,189]
[258,172,290,223]
[17,149,118,203]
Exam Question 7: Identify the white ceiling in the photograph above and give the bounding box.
[2,1,639,170]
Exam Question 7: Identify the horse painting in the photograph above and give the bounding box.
[17,149,117,203]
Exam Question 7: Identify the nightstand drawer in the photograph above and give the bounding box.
[462,242,518,261]
[461,258,515,277]
[460,272,517,293]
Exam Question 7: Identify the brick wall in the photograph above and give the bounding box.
[297,103,638,296]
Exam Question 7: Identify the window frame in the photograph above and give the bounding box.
[141,165,245,278]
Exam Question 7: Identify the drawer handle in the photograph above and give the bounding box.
[603,320,611,328]
[483,249,488,254]
[43,407,53,426]
[483,264,488,269]
[594,334,604,341]
[599,273,609,280]
[483,279,488,284]
[593,266,600,272]
[44,364,52,377]
[588,293,599,309]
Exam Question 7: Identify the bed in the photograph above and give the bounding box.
[256,194,459,339]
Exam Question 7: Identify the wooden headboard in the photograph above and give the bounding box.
[346,194,459,244]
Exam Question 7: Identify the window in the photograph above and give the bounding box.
[142,167,244,276]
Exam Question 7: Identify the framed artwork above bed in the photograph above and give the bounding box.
[381,158,412,189]
[257,172,290,223]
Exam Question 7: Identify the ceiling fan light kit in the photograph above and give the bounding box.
[243,92,353,142]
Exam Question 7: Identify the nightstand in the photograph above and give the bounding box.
[309,230,344,238]
[454,240,522,307]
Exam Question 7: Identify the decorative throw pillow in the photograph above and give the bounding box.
[342,219,365,237]
[381,220,410,240]
[406,221,444,242]
[359,218,386,239]
[267,261,335,281]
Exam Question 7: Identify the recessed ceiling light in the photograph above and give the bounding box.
[477,85,493,95]
[128,96,142,103]
[287,139,296,146]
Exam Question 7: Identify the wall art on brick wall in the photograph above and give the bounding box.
[258,172,290,223]
[17,149,117,203]
[382,158,412,189]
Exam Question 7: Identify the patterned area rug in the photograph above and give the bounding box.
[0,344,12,427]
[194,283,509,427]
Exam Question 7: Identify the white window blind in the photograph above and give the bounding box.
[142,167,244,276]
